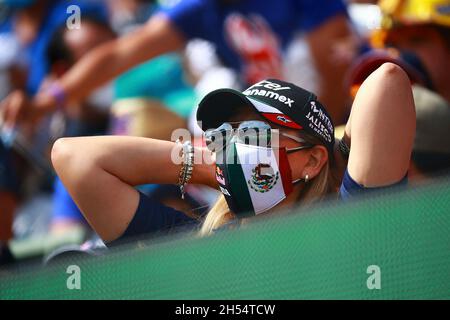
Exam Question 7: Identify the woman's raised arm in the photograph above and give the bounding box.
[51,136,216,242]
[345,62,416,187]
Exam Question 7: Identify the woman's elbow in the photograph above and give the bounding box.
[51,138,75,174]
[51,137,103,185]
[51,138,70,171]
[379,62,416,119]
[364,62,416,119]
[377,62,406,77]
[373,63,412,95]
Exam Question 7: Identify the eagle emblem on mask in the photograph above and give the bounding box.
[248,163,279,193]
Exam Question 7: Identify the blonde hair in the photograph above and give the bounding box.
[199,132,337,237]
[199,195,233,237]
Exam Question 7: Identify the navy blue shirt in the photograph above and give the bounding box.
[112,169,408,245]
[339,169,408,200]
[111,192,199,245]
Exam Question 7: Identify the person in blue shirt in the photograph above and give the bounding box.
[45,6,200,236]
[0,1,108,261]
[0,139,19,264]
[45,15,114,235]
[0,0,109,192]
[50,63,415,245]
[0,0,108,95]
[163,0,346,81]
[1,0,354,130]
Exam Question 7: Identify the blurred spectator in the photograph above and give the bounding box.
[0,0,108,95]
[0,140,18,265]
[107,0,157,35]
[105,0,204,215]
[163,0,355,124]
[108,0,197,140]
[372,0,450,103]
[347,50,450,181]
[345,0,450,179]
[46,2,206,225]
[346,1,382,38]
[0,0,356,132]
[184,38,241,135]
[409,85,450,181]
[0,1,109,262]
[375,0,450,177]
[45,16,114,236]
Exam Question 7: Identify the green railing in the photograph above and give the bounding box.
[1,178,449,299]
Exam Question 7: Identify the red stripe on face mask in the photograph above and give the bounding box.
[276,147,294,196]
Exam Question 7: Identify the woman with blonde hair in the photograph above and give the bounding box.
[51,63,415,244]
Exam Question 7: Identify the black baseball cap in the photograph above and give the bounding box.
[197,79,335,152]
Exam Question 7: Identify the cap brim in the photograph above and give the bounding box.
[347,50,426,89]
[196,88,257,131]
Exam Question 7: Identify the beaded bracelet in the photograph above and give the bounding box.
[177,140,194,199]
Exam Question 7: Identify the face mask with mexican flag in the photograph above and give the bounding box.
[215,142,294,217]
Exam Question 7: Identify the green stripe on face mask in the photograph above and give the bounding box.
[224,144,254,216]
